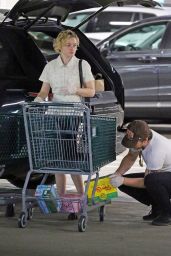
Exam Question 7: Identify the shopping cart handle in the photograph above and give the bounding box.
[89,91,117,106]
[94,93,103,99]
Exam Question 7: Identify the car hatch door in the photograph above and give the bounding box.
[5,0,114,24]
[5,0,160,26]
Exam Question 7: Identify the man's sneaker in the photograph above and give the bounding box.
[143,209,160,221]
[152,214,171,226]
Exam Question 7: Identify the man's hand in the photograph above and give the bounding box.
[109,174,124,188]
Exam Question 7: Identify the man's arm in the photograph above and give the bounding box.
[115,150,139,175]
[123,177,145,188]
[110,151,145,188]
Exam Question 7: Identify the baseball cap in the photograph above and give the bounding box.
[121,120,151,148]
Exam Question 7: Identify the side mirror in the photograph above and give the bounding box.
[99,41,109,57]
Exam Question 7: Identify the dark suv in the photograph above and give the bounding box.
[0,0,125,188]
[97,14,171,122]
[0,0,158,188]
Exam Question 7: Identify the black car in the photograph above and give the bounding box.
[97,14,171,122]
[0,0,126,188]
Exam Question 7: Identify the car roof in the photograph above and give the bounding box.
[68,5,171,16]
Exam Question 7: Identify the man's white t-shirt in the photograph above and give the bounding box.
[142,130,171,172]
[39,55,94,102]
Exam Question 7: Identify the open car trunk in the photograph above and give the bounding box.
[0,0,160,188]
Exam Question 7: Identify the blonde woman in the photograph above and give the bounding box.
[34,30,95,208]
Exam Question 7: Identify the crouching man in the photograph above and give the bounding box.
[110,120,171,226]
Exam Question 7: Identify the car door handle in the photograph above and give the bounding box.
[138,56,157,63]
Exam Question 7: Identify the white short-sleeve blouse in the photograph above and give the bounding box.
[39,55,94,102]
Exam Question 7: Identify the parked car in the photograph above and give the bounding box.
[22,4,171,55]
[97,15,171,122]
[62,5,171,42]
[0,0,127,188]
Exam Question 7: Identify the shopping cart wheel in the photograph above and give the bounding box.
[5,203,15,217]
[18,212,27,228]
[27,207,33,220]
[78,215,86,232]
[99,206,105,222]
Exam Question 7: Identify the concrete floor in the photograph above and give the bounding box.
[0,131,170,256]
[0,199,170,256]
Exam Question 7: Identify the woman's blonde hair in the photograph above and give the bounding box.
[53,30,79,53]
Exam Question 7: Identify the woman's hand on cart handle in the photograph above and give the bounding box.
[34,96,44,102]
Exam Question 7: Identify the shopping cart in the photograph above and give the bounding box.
[0,165,20,218]
[0,166,35,219]
[0,189,35,219]
[0,113,34,219]
[20,102,117,231]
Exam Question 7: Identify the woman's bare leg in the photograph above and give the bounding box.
[71,174,84,195]
[55,173,66,195]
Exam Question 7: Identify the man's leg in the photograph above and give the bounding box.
[119,173,152,205]
[119,172,161,220]
[144,172,171,225]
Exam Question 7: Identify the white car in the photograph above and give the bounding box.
[63,5,171,42]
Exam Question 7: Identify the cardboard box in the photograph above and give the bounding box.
[60,194,85,213]
[35,185,61,214]
[85,175,118,205]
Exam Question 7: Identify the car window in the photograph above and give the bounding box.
[28,31,54,56]
[63,11,133,33]
[137,27,165,49]
[132,12,140,22]
[62,12,91,32]
[109,22,167,52]
[94,12,133,32]
[151,37,162,49]
[142,13,156,19]
[133,12,156,22]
